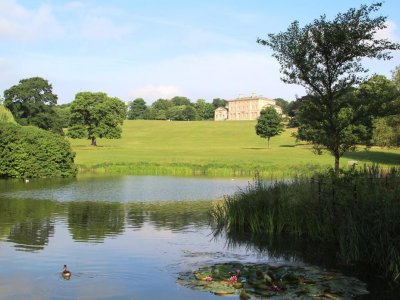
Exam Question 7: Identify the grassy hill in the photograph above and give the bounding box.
[68,120,400,177]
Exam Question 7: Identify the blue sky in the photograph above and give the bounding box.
[1,0,399,104]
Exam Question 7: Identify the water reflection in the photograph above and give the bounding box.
[1,175,250,202]
[0,197,214,250]
[0,176,396,299]
[67,201,125,242]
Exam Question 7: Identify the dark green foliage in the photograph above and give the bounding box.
[127,98,148,120]
[274,98,289,114]
[195,99,215,120]
[129,96,221,121]
[68,201,124,241]
[0,123,77,178]
[258,2,400,174]
[3,77,62,134]
[166,105,198,121]
[255,107,284,148]
[211,166,400,283]
[373,115,400,147]
[212,98,228,109]
[171,96,191,106]
[67,92,127,146]
[53,104,71,128]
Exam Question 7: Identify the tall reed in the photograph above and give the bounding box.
[210,166,400,282]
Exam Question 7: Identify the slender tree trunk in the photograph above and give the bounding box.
[267,137,270,149]
[91,136,97,146]
[334,150,340,176]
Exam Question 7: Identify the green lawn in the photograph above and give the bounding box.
[68,120,400,177]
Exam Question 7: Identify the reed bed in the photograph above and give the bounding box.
[76,161,327,178]
[211,166,400,283]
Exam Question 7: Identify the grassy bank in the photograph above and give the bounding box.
[69,120,400,177]
[211,166,400,282]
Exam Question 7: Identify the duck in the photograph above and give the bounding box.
[62,264,71,280]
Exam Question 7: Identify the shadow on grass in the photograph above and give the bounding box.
[344,150,400,165]
[242,147,268,150]
[279,144,296,148]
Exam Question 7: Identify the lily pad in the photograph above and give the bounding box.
[177,262,369,299]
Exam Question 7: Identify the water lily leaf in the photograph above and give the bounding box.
[177,262,369,298]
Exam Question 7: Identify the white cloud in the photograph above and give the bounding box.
[375,20,399,42]
[34,51,304,103]
[0,1,63,40]
[126,52,305,102]
[129,85,183,101]
[0,0,28,18]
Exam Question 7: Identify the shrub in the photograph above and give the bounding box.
[0,123,77,178]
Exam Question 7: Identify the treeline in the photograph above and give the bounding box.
[285,72,400,149]
[126,96,228,121]
[126,96,291,121]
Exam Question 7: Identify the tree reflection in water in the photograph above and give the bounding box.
[0,197,214,250]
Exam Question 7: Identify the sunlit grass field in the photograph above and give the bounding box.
[68,120,400,177]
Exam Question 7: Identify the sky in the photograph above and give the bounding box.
[1,0,400,104]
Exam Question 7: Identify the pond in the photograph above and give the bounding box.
[0,175,396,299]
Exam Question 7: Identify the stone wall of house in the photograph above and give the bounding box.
[214,94,282,121]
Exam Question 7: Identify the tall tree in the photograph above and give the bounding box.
[258,2,400,174]
[274,98,290,115]
[127,98,148,120]
[195,99,214,120]
[212,98,227,109]
[67,92,127,146]
[171,96,191,106]
[255,107,284,148]
[3,77,62,133]
[370,70,400,147]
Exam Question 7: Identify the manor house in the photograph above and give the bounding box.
[214,94,282,121]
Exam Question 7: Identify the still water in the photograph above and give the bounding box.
[0,176,395,299]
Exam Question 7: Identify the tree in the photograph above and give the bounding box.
[372,116,400,147]
[67,92,127,146]
[152,98,172,111]
[127,98,148,120]
[255,107,284,148]
[257,2,400,174]
[274,98,290,115]
[195,99,215,120]
[3,77,62,133]
[54,104,71,129]
[212,98,227,109]
[171,96,191,106]
[370,70,400,147]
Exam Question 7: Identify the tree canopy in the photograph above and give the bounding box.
[67,92,127,146]
[258,2,400,174]
[127,98,148,120]
[3,77,63,134]
[371,66,400,147]
[255,107,284,148]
